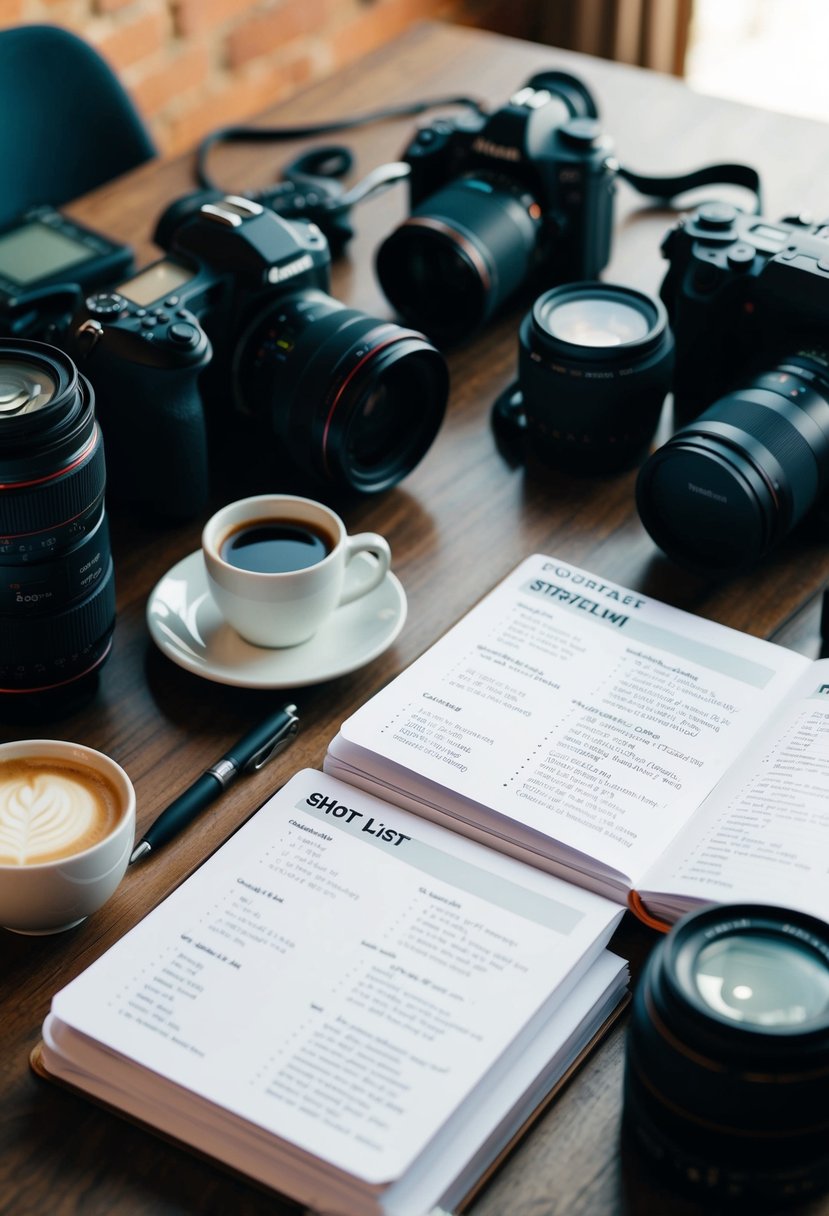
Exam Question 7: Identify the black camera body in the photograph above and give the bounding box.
[63,196,448,520]
[636,202,829,574]
[659,202,829,423]
[376,73,617,344]
[64,196,329,518]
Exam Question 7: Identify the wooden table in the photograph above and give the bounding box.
[2,20,828,1216]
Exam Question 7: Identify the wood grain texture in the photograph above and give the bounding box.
[2,21,828,1216]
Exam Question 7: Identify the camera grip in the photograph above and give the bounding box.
[67,313,212,519]
[97,362,209,519]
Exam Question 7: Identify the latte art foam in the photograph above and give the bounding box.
[0,759,122,865]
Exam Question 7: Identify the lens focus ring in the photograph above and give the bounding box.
[0,431,105,538]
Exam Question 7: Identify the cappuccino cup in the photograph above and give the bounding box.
[0,739,136,934]
[203,494,392,647]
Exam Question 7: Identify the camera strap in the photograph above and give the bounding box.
[618,162,763,214]
[195,96,486,190]
[196,93,763,216]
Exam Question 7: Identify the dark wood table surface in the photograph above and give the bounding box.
[2,20,828,1216]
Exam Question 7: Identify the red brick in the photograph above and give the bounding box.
[161,68,293,154]
[173,0,250,39]
[94,7,169,72]
[129,41,211,118]
[225,0,328,69]
[331,0,440,68]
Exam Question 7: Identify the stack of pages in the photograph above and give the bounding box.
[40,766,628,1216]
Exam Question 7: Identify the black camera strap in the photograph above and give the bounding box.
[195,96,486,190]
[618,162,763,214]
[196,92,763,216]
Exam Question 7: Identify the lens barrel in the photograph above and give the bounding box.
[376,175,542,345]
[0,339,115,711]
[233,289,448,493]
[624,904,829,1208]
[509,282,673,473]
[636,356,829,574]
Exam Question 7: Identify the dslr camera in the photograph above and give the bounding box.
[375,71,616,345]
[63,196,448,518]
[636,202,829,574]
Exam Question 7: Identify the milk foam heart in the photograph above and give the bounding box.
[0,759,121,865]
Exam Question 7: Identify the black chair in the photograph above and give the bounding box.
[0,23,157,226]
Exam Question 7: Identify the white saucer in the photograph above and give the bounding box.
[146,549,407,689]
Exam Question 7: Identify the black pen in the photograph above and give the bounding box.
[129,703,300,865]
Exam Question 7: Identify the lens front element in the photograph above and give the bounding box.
[537,295,650,347]
[695,932,829,1027]
[0,358,58,415]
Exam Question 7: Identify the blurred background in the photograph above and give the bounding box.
[0,0,827,157]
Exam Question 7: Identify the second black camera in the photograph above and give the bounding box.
[63,196,449,518]
[376,71,616,345]
[637,204,829,575]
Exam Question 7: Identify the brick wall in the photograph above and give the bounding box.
[0,0,532,156]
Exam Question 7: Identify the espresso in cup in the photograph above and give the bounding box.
[0,739,135,934]
[203,494,392,648]
[220,518,337,574]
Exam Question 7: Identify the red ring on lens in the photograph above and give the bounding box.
[0,425,99,491]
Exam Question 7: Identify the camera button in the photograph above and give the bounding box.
[140,317,156,329]
[696,202,738,230]
[168,322,200,348]
[726,242,755,269]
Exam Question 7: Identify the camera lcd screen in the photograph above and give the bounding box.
[117,260,195,307]
[0,221,93,286]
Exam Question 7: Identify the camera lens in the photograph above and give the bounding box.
[636,354,829,574]
[503,282,673,473]
[233,289,448,493]
[0,339,115,714]
[375,175,542,344]
[623,904,829,1207]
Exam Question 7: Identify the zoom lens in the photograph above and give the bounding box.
[499,282,673,473]
[636,354,829,574]
[624,904,829,1208]
[233,290,449,493]
[0,339,115,714]
[375,175,542,345]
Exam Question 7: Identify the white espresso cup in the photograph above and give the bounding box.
[0,738,136,935]
[202,494,392,648]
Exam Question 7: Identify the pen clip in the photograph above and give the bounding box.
[241,708,300,773]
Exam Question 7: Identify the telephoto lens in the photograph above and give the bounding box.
[636,354,829,574]
[624,904,829,1208]
[497,282,674,474]
[233,290,449,494]
[0,339,115,716]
